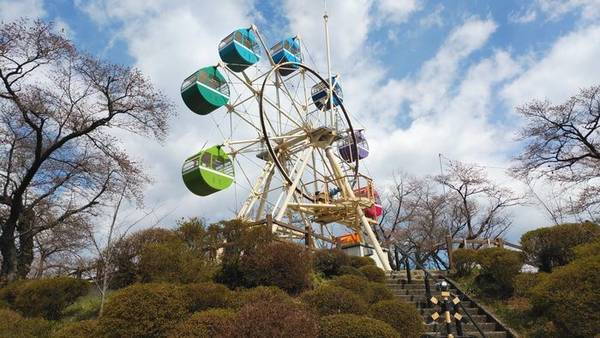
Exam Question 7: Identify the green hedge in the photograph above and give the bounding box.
[313,249,351,277]
[300,285,367,316]
[521,221,599,272]
[234,299,319,338]
[452,248,478,276]
[98,283,189,337]
[368,300,423,338]
[1,277,88,320]
[182,282,232,312]
[475,248,523,298]
[349,256,376,268]
[0,308,52,338]
[359,265,386,282]
[330,275,371,301]
[367,282,394,304]
[240,241,312,294]
[61,294,101,321]
[338,265,365,277]
[168,308,235,338]
[51,320,98,338]
[513,273,545,298]
[319,314,400,338]
[530,255,599,337]
[231,286,293,309]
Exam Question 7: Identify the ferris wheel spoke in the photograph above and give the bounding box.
[262,96,304,129]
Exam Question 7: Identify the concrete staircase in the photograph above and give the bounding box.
[387,271,514,338]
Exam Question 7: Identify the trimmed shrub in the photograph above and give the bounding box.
[368,300,424,338]
[475,248,523,298]
[109,228,181,288]
[0,308,52,338]
[232,286,293,309]
[300,285,368,316]
[234,299,319,338]
[8,277,88,320]
[521,221,599,272]
[331,275,371,301]
[62,294,101,321]
[183,282,232,312]
[452,248,478,276]
[349,256,376,268]
[215,219,274,288]
[367,282,394,304]
[138,241,215,284]
[51,320,99,338]
[98,283,189,338]
[240,241,312,294]
[338,265,365,277]
[313,249,351,277]
[530,255,599,337]
[359,265,386,282]
[168,308,235,338]
[319,314,400,338]
[513,273,545,298]
[573,236,600,259]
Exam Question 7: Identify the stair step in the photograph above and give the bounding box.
[421,307,482,316]
[422,331,507,338]
[425,322,498,331]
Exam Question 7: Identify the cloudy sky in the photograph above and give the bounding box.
[1,0,599,241]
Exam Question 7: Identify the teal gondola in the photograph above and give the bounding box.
[270,37,302,76]
[219,28,261,72]
[181,66,229,115]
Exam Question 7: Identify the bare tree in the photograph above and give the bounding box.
[513,85,600,218]
[436,160,523,242]
[0,20,174,282]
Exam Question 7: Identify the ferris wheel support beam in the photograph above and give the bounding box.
[274,147,312,227]
[324,147,392,271]
[237,161,275,219]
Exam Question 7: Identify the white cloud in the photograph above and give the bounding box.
[502,24,600,107]
[508,7,538,24]
[536,0,600,21]
[0,0,45,22]
[374,0,423,25]
[419,4,444,28]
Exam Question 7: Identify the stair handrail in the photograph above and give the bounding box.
[392,246,487,338]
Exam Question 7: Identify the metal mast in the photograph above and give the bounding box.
[323,0,334,127]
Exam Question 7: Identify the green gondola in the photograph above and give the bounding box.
[182,145,234,196]
[181,66,230,115]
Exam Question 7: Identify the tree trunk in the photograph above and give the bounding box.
[16,209,35,279]
[0,227,18,283]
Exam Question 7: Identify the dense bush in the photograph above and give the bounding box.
[513,273,545,298]
[338,265,365,277]
[138,241,215,284]
[367,282,394,304]
[241,241,312,294]
[368,300,424,338]
[3,277,88,320]
[99,283,189,337]
[331,275,372,301]
[51,320,99,338]
[359,265,386,282]
[61,294,101,321]
[231,286,293,309]
[234,299,319,338]
[319,314,400,338]
[215,219,274,288]
[349,256,376,268]
[520,221,599,272]
[168,308,235,338]
[475,248,523,298]
[109,228,180,288]
[530,255,599,337]
[0,308,52,338]
[300,285,368,316]
[452,248,478,276]
[182,282,232,312]
[573,236,600,259]
[313,249,351,277]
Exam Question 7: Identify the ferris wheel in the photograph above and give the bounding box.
[179,24,391,270]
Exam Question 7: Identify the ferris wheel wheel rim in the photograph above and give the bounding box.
[257,61,360,202]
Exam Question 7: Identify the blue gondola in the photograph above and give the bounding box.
[339,129,369,162]
[311,75,343,111]
[270,37,302,76]
[219,28,261,72]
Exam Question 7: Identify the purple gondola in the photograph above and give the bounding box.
[339,129,369,162]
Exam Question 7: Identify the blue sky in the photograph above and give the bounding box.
[1,0,600,241]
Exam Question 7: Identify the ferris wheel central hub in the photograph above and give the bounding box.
[308,126,337,148]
